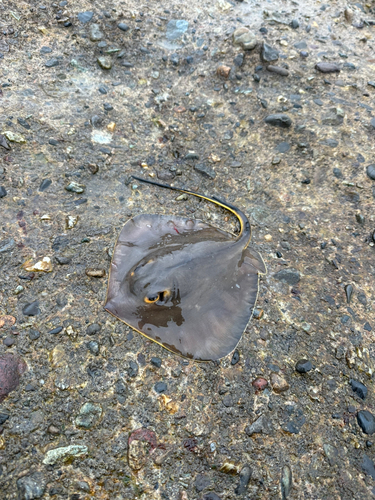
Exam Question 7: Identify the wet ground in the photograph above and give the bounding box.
[1,0,375,498]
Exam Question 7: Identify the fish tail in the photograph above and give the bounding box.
[131,176,251,246]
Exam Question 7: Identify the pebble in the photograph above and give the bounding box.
[0,186,7,198]
[151,357,162,368]
[217,65,231,78]
[194,163,216,179]
[270,373,289,393]
[323,443,339,466]
[87,340,99,355]
[265,114,292,128]
[245,414,271,435]
[28,329,40,340]
[261,43,279,63]
[3,131,26,143]
[39,178,52,191]
[274,268,300,285]
[154,381,167,393]
[3,337,15,347]
[357,410,375,434]
[0,353,27,402]
[85,268,105,278]
[202,494,221,500]
[350,379,368,400]
[22,301,40,316]
[49,326,63,335]
[17,472,46,500]
[45,58,59,68]
[233,53,244,67]
[128,360,139,378]
[366,165,375,181]
[166,19,189,41]
[0,412,9,425]
[65,181,85,193]
[195,474,211,492]
[295,359,313,373]
[75,481,90,492]
[235,465,252,495]
[89,24,104,42]
[252,377,268,390]
[43,444,88,465]
[231,350,240,365]
[75,402,102,429]
[280,465,292,499]
[315,62,340,73]
[0,134,11,149]
[97,57,112,70]
[86,323,101,335]
[77,11,93,23]
[291,19,299,29]
[300,50,309,58]
[362,455,375,480]
[267,65,289,76]
[118,22,129,32]
[17,118,30,130]
[232,27,257,50]
[55,255,71,265]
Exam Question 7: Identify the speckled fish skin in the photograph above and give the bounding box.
[105,180,266,361]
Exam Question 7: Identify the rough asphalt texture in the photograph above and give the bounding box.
[0,0,375,499]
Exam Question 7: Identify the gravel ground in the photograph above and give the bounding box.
[1,0,375,499]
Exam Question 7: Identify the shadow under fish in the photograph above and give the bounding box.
[104,177,266,361]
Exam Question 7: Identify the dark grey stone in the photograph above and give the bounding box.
[154,382,167,393]
[87,340,99,356]
[118,22,129,32]
[291,19,299,29]
[366,164,375,180]
[0,238,15,253]
[28,330,40,341]
[17,118,30,129]
[39,179,52,191]
[0,412,9,425]
[151,357,162,368]
[22,301,40,316]
[195,474,211,492]
[357,410,375,434]
[274,269,300,285]
[294,41,307,49]
[0,186,7,198]
[128,361,139,378]
[17,472,46,500]
[315,62,340,73]
[45,58,59,68]
[362,455,375,480]
[350,379,367,399]
[276,142,290,153]
[233,53,244,67]
[86,323,101,335]
[194,163,216,179]
[235,465,252,495]
[295,359,313,373]
[78,11,93,23]
[265,114,292,128]
[261,42,279,63]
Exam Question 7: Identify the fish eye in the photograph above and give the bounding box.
[144,294,160,304]
[144,290,171,304]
